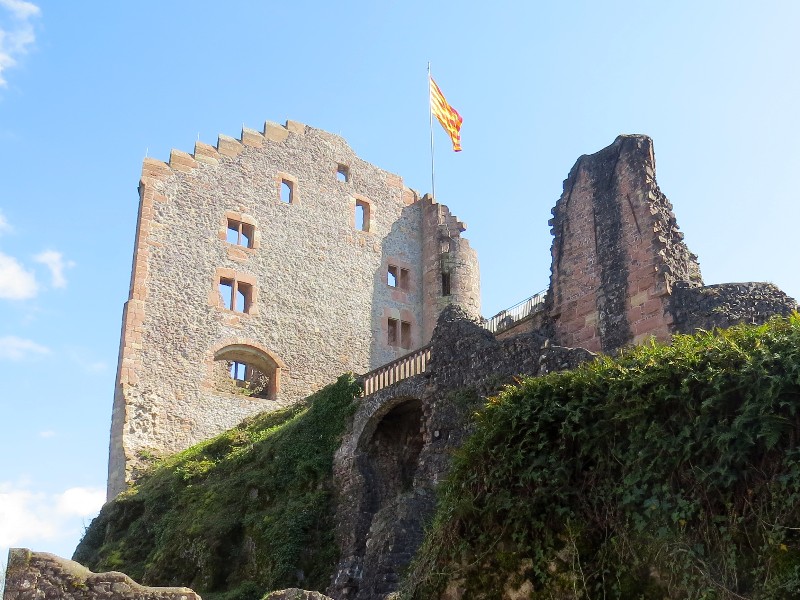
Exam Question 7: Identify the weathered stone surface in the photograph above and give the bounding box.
[109,121,481,498]
[329,306,593,599]
[547,134,701,353]
[3,549,200,600]
[671,281,798,333]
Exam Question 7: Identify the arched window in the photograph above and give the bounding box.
[212,344,282,400]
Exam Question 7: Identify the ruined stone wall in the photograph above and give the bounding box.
[330,307,592,600]
[548,135,702,353]
[671,281,798,333]
[3,549,199,600]
[109,120,479,498]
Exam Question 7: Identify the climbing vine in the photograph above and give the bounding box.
[404,314,800,599]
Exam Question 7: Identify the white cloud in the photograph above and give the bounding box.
[0,0,40,86]
[55,487,105,518]
[38,430,55,438]
[0,335,49,360]
[0,484,56,547]
[0,251,37,299]
[34,250,74,289]
[67,347,107,374]
[0,209,11,236]
[0,481,105,568]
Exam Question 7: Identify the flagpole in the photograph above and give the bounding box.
[428,62,436,200]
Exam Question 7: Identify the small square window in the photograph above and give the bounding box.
[388,318,412,349]
[337,164,350,182]
[280,180,294,203]
[230,361,247,381]
[226,218,255,248]
[219,277,253,313]
[387,265,410,291]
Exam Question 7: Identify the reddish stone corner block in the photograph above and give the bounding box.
[548,135,701,353]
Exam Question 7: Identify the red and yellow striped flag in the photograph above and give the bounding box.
[429,76,463,152]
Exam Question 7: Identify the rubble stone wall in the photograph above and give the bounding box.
[329,306,593,600]
[109,121,480,498]
[3,549,200,600]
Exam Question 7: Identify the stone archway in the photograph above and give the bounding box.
[211,343,284,400]
[360,397,424,511]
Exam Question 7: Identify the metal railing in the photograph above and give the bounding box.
[361,344,432,395]
[483,289,548,334]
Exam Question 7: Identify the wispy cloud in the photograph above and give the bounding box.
[0,209,11,236]
[0,251,37,299]
[67,347,107,374]
[0,335,49,360]
[34,250,74,289]
[38,430,55,438]
[0,0,40,86]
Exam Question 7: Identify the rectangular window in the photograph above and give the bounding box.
[230,361,247,381]
[441,272,451,297]
[388,318,412,349]
[355,200,370,232]
[400,321,411,349]
[280,180,294,203]
[226,218,254,248]
[388,265,410,290]
[219,278,253,313]
[337,164,350,182]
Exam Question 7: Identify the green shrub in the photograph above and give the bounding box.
[404,315,800,598]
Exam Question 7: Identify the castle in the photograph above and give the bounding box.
[107,120,481,498]
[108,121,797,501]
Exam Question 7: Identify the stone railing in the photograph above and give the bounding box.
[483,289,547,334]
[361,344,432,395]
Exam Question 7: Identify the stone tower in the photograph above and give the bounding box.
[108,120,480,498]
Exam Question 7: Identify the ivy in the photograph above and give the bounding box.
[404,314,800,599]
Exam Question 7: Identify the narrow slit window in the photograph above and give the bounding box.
[219,278,234,310]
[400,321,411,349]
[441,272,451,297]
[355,200,370,232]
[399,268,410,291]
[337,164,350,182]
[388,265,398,287]
[387,318,398,346]
[280,180,293,203]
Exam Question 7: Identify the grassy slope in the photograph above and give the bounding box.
[74,374,360,600]
[404,315,800,599]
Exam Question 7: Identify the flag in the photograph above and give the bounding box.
[429,76,463,152]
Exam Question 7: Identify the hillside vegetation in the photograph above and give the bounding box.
[404,315,800,599]
[74,374,361,600]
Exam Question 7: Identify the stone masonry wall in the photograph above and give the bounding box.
[671,281,798,333]
[548,135,702,353]
[3,549,200,600]
[109,120,479,498]
[329,306,593,600]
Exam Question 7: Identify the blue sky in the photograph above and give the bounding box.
[1,0,798,574]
